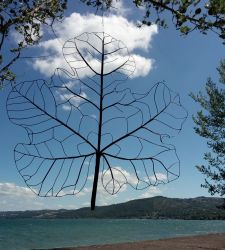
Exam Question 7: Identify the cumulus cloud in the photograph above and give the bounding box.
[0,181,163,210]
[71,170,163,206]
[139,186,162,199]
[85,167,165,206]
[0,182,35,198]
[81,183,121,207]
[58,90,88,111]
[0,182,42,211]
[32,12,157,78]
[88,166,136,190]
[150,173,167,182]
[132,54,154,78]
[0,182,80,211]
[88,168,166,197]
[110,0,131,17]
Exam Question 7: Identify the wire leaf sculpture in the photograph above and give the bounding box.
[7,32,187,210]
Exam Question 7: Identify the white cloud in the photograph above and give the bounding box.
[53,13,157,51]
[32,12,157,78]
[56,181,120,207]
[139,186,162,198]
[54,80,88,110]
[0,182,43,211]
[0,182,82,211]
[87,167,166,198]
[150,173,167,182]
[0,182,35,198]
[0,181,163,211]
[82,170,164,205]
[61,91,88,110]
[131,54,153,78]
[110,0,131,17]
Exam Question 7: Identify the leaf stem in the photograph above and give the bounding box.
[91,35,105,210]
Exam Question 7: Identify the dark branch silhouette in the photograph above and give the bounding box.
[7,32,187,210]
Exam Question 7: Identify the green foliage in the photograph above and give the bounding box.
[83,0,225,41]
[191,60,225,199]
[81,0,113,8]
[0,0,67,87]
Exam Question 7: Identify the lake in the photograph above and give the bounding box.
[0,219,225,250]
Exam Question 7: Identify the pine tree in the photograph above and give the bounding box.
[191,60,225,207]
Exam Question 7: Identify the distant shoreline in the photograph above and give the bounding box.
[1,196,225,220]
[1,217,225,220]
[43,233,225,250]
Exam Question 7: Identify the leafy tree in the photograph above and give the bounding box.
[0,0,67,87]
[83,0,225,40]
[191,60,225,202]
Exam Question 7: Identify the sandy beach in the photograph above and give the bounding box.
[46,233,225,250]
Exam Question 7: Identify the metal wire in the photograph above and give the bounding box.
[7,32,187,209]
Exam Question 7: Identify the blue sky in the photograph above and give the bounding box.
[0,1,224,211]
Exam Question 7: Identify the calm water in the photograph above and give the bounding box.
[0,219,225,250]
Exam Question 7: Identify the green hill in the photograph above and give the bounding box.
[1,196,225,219]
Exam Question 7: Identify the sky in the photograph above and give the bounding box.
[0,1,224,211]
